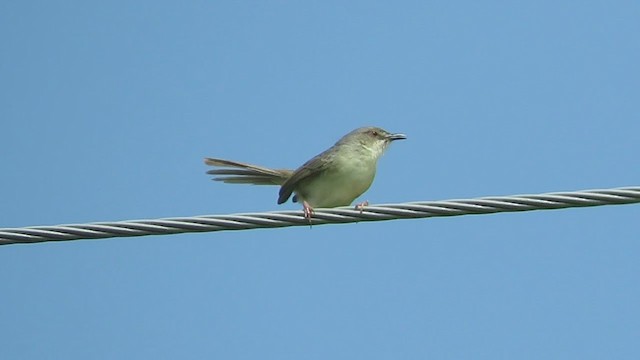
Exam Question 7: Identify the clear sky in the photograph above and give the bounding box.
[2,1,639,359]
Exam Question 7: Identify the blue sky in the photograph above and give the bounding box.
[1,1,639,358]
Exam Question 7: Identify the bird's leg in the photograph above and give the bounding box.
[302,201,314,219]
[355,200,369,213]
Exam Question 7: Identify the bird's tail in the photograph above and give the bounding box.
[204,158,292,185]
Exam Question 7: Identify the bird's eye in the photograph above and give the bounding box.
[371,131,378,137]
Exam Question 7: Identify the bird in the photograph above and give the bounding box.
[204,126,406,218]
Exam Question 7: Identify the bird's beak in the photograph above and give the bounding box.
[387,133,407,141]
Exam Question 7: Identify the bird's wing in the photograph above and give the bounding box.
[204,158,293,185]
[277,150,335,204]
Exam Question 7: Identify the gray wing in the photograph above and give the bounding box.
[277,149,335,204]
[205,158,292,185]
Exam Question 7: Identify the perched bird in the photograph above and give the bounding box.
[205,126,406,218]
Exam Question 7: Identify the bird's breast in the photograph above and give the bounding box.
[296,155,377,208]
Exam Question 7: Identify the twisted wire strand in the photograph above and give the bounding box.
[1,186,638,245]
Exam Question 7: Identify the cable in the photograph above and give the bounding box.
[1,186,638,245]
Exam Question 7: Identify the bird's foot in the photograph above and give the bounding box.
[355,200,369,213]
[303,201,314,220]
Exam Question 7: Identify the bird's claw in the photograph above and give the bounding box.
[303,201,314,220]
[355,200,369,213]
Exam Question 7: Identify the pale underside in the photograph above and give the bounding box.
[293,155,376,208]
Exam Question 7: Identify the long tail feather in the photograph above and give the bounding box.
[204,157,292,185]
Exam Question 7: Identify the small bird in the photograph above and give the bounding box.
[205,126,406,218]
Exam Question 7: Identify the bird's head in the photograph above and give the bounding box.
[337,126,406,157]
